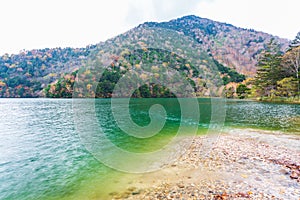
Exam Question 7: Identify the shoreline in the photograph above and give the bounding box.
[1,97,299,106]
[251,97,300,105]
[108,128,300,200]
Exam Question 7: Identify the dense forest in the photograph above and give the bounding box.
[251,32,300,102]
[45,48,245,98]
[144,15,288,76]
[0,46,96,97]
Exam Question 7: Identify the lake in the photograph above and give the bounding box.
[0,98,299,199]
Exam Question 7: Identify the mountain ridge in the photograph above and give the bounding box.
[141,15,289,75]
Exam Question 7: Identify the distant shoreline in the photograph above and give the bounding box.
[1,96,299,105]
[254,97,300,105]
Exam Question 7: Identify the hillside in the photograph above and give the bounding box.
[0,15,289,98]
[143,15,289,75]
[0,46,96,97]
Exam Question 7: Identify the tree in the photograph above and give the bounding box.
[236,84,250,99]
[276,77,298,97]
[225,86,235,98]
[139,84,151,98]
[282,33,300,98]
[254,39,284,97]
[291,31,300,47]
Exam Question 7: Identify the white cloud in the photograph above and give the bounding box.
[195,0,299,39]
[125,0,156,26]
[0,0,299,55]
[125,0,208,25]
[0,0,131,54]
[151,0,202,21]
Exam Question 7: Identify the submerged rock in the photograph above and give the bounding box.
[290,171,298,179]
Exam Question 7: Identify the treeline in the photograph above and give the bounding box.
[213,60,245,84]
[0,46,96,97]
[45,49,197,98]
[252,32,300,101]
[45,68,176,98]
[45,48,245,98]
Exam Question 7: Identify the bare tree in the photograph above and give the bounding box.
[282,43,300,98]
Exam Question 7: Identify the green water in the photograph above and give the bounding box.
[0,98,299,199]
[225,99,300,132]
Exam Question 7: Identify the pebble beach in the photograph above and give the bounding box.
[109,128,300,200]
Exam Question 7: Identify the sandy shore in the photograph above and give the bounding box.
[109,128,300,200]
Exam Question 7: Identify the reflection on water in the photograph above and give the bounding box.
[0,98,299,199]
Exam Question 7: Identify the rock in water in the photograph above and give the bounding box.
[290,171,298,179]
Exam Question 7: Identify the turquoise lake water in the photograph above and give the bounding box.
[0,98,299,199]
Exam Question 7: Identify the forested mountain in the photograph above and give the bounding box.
[0,15,290,98]
[143,15,289,75]
[0,46,96,97]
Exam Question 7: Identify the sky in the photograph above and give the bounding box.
[0,0,299,55]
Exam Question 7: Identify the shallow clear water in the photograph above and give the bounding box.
[0,98,299,199]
